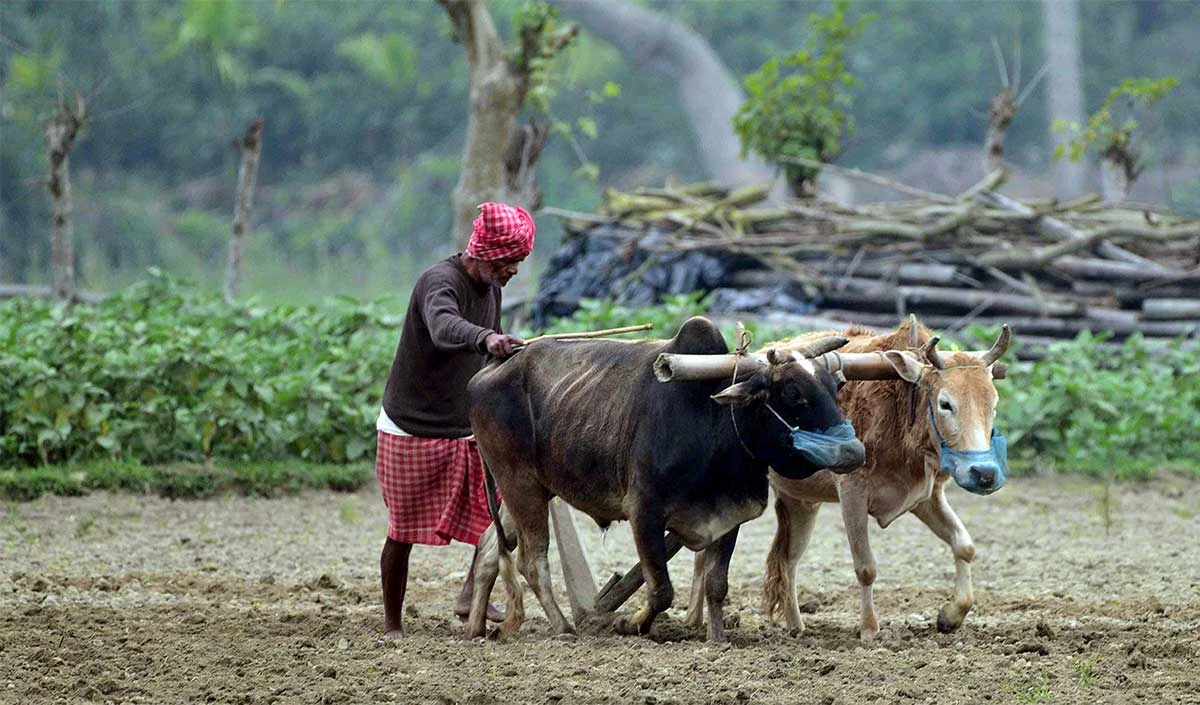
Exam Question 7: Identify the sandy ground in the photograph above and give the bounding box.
[2,473,1198,705]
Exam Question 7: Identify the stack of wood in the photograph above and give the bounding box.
[542,168,1200,355]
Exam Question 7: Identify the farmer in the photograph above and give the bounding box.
[375,201,534,638]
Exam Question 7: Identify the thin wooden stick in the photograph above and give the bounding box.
[778,155,957,204]
[519,323,654,346]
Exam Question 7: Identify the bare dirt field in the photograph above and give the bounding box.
[2,473,1198,705]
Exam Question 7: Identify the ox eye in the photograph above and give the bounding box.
[938,398,954,412]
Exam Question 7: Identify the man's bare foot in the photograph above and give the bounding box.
[383,629,404,640]
[454,602,505,623]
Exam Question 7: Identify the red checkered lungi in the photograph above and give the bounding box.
[375,431,494,546]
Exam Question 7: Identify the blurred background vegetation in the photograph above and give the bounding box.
[3,0,1198,305]
[2,1,1197,490]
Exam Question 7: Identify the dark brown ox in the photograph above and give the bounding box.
[464,317,866,642]
[686,317,1011,642]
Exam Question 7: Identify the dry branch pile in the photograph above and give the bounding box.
[534,170,1200,354]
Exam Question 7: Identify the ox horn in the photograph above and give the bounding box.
[922,336,946,370]
[973,324,1013,366]
[793,335,850,359]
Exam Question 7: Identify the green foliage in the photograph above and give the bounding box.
[336,33,418,89]
[0,459,372,501]
[1010,674,1054,704]
[1073,658,1098,687]
[167,0,264,86]
[962,327,1200,478]
[511,2,571,113]
[0,271,398,468]
[733,0,876,194]
[1053,76,1180,173]
[0,467,88,501]
[511,1,614,183]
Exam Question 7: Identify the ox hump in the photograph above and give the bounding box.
[665,316,728,356]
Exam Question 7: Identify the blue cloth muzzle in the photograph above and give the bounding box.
[928,397,1008,495]
[790,419,863,469]
[763,401,864,470]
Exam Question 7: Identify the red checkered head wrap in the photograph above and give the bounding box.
[466,202,536,261]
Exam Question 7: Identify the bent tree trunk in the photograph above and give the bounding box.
[44,93,86,302]
[440,0,576,250]
[225,116,265,303]
[551,0,776,190]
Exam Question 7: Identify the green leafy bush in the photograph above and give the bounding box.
[733,0,875,195]
[5,282,1193,484]
[0,460,373,501]
[986,331,1199,478]
[1,270,397,468]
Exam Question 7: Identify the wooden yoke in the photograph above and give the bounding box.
[653,349,921,383]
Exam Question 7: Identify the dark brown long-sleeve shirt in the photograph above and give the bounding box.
[381,254,500,437]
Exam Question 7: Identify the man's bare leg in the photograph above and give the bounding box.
[455,546,505,622]
[381,537,412,638]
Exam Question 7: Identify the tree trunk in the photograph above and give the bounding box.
[43,94,86,302]
[551,0,778,191]
[1042,0,1088,199]
[984,88,1016,176]
[1100,159,1130,203]
[224,116,264,303]
[440,0,569,250]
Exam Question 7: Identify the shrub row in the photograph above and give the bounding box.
[1,271,397,467]
[3,277,1195,481]
[0,460,372,501]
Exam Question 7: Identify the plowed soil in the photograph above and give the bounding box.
[2,474,1198,704]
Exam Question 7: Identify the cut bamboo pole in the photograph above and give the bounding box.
[976,190,1179,274]
[1142,299,1200,321]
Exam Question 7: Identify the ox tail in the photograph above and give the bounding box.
[497,533,525,639]
[479,456,524,638]
[482,457,514,553]
[762,495,792,622]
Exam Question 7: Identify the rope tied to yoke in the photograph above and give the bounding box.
[729,322,759,461]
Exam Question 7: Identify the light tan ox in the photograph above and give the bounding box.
[686,317,1011,642]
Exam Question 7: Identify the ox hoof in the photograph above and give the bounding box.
[615,615,655,636]
[936,608,962,634]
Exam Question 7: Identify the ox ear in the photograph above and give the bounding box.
[711,378,766,407]
[882,350,924,384]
